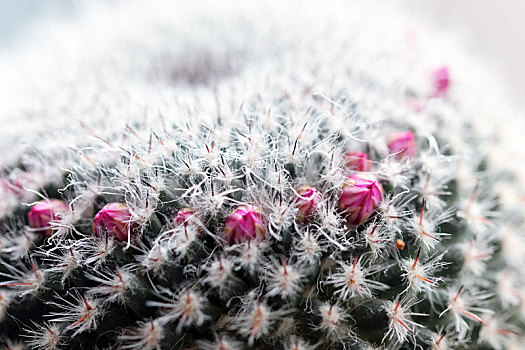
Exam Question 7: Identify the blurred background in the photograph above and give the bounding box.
[0,0,524,108]
[403,0,525,109]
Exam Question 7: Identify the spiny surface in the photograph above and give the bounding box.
[0,1,524,349]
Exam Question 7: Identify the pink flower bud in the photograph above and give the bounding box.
[338,174,383,225]
[28,199,69,237]
[224,205,265,245]
[0,179,13,194]
[92,203,136,241]
[295,186,322,222]
[174,208,195,226]
[387,131,417,159]
[430,66,450,97]
[343,151,371,172]
[0,177,24,198]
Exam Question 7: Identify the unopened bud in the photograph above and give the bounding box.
[387,131,416,159]
[430,66,450,97]
[28,199,69,237]
[295,186,322,222]
[338,174,383,225]
[92,203,136,241]
[224,205,265,245]
[174,208,195,227]
[343,151,371,172]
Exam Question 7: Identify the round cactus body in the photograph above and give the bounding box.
[0,1,524,349]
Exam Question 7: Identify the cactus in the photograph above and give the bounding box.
[1,1,524,349]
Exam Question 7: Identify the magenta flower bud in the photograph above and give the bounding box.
[387,131,417,159]
[430,66,450,97]
[224,205,265,245]
[338,174,383,226]
[92,203,136,241]
[343,151,371,172]
[174,207,195,226]
[28,199,69,237]
[295,186,322,222]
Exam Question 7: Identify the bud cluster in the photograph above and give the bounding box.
[0,1,524,349]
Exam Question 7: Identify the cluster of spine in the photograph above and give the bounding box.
[0,66,523,349]
[1,2,525,349]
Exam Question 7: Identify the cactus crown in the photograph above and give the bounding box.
[1,1,524,349]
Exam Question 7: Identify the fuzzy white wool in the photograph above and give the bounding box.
[0,1,521,178]
[0,1,524,348]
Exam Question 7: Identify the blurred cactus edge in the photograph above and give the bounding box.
[0,1,524,350]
